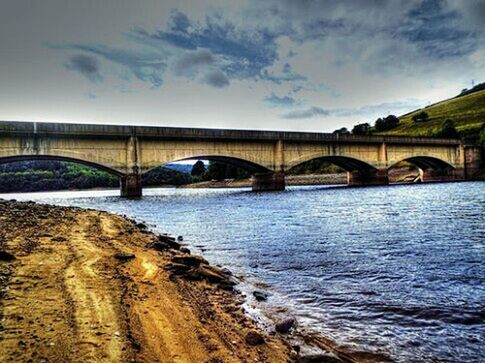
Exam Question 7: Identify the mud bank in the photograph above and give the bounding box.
[0,200,388,363]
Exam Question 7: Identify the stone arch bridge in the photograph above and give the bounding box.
[0,121,481,197]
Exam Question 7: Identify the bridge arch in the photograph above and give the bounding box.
[144,155,271,175]
[387,155,463,183]
[387,155,455,171]
[287,154,378,172]
[0,155,124,177]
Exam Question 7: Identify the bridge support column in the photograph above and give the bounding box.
[348,169,389,186]
[418,168,465,183]
[252,172,285,191]
[464,146,482,180]
[120,173,142,198]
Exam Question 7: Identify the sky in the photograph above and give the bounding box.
[0,0,484,132]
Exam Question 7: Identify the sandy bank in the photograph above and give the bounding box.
[182,170,419,189]
[0,200,294,362]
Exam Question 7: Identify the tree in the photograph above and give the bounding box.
[352,123,371,136]
[333,127,350,135]
[191,160,206,176]
[412,111,429,123]
[480,127,485,147]
[436,119,459,138]
[374,115,400,132]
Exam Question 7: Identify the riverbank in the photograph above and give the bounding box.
[0,200,294,362]
[183,170,419,189]
[0,199,389,363]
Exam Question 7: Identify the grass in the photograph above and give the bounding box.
[379,89,485,137]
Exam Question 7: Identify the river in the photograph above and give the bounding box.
[2,182,484,362]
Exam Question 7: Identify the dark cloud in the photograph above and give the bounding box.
[54,43,166,88]
[172,48,214,77]
[129,10,279,81]
[64,54,103,83]
[281,106,329,119]
[264,93,297,107]
[399,0,477,59]
[202,69,229,88]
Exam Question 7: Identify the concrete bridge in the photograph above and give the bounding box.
[0,121,481,197]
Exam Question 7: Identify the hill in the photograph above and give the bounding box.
[380,89,485,138]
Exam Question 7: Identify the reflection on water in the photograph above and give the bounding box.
[2,182,484,362]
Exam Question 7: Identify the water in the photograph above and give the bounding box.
[2,182,484,362]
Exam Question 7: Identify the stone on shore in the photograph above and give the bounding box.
[253,290,269,301]
[0,251,16,261]
[275,318,296,333]
[297,353,343,363]
[245,331,265,346]
[114,252,136,261]
[171,255,208,267]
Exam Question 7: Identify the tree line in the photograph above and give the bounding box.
[334,112,460,138]
[0,160,191,193]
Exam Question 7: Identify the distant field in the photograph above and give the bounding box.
[380,89,485,137]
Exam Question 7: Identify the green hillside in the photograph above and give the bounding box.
[381,89,485,137]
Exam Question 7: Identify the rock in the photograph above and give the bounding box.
[136,222,147,230]
[275,318,296,333]
[172,255,208,267]
[177,236,183,241]
[114,252,136,261]
[220,267,233,276]
[218,280,237,292]
[149,241,171,252]
[245,331,265,346]
[297,354,342,363]
[179,247,191,254]
[253,291,269,302]
[158,235,180,250]
[0,251,15,261]
[165,263,191,275]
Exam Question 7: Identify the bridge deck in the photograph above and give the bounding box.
[0,120,460,145]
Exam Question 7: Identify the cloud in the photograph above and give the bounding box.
[264,93,297,107]
[261,64,307,84]
[128,10,279,81]
[53,43,166,88]
[201,69,229,88]
[171,48,214,77]
[64,54,103,83]
[280,99,423,120]
[281,106,329,119]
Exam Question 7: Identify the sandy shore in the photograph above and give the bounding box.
[182,170,418,189]
[0,200,391,363]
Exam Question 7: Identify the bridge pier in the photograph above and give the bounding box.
[252,172,285,191]
[120,173,142,197]
[347,169,389,186]
[418,168,465,183]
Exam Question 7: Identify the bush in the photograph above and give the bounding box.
[191,160,206,176]
[479,127,485,147]
[351,123,371,135]
[435,119,459,138]
[333,127,350,135]
[374,115,400,132]
[412,111,429,123]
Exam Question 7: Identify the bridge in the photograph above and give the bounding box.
[0,121,481,197]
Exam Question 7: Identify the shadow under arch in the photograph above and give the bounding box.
[144,155,271,175]
[0,155,124,177]
[388,156,455,171]
[288,155,378,173]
